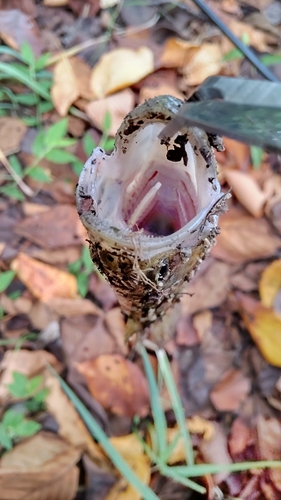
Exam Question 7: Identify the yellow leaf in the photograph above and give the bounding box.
[11,252,77,302]
[259,259,281,308]
[241,300,281,367]
[160,38,199,68]
[182,43,223,87]
[51,57,93,116]
[106,434,150,500]
[90,47,154,99]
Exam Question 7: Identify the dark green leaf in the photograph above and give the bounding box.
[45,149,77,163]
[32,130,46,157]
[72,160,84,176]
[21,116,40,127]
[38,101,54,114]
[77,273,89,297]
[26,166,52,183]
[2,409,24,427]
[0,62,50,99]
[68,259,82,275]
[104,138,115,152]
[82,246,93,273]
[7,371,29,398]
[14,419,41,437]
[14,93,38,105]
[35,53,51,71]
[251,146,264,169]
[45,119,68,146]
[83,133,96,156]
[33,387,49,403]
[26,375,43,395]
[9,155,23,177]
[0,424,12,450]
[20,42,35,67]
[0,184,25,201]
[0,270,16,293]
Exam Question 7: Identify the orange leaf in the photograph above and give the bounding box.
[76,354,149,417]
[11,252,77,302]
[259,259,281,309]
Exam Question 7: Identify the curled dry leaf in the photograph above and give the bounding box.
[90,47,154,98]
[161,38,223,86]
[224,169,267,218]
[106,434,150,500]
[237,293,281,367]
[86,89,135,137]
[0,432,80,500]
[46,297,103,317]
[0,349,60,404]
[210,368,251,412]
[0,117,27,156]
[51,57,93,116]
[76,354,149,418]
[11,252,77,302]
[45,372,106,462]
[212,206,281,264]
[259,260,281,309]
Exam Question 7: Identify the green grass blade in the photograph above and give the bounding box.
[157,349,194,466]
[173,460,281,477]
[0,62,49,100]
[140,345,167,458]
[0,47,24,60]
[48,366,159,500]
[159,463,206,495]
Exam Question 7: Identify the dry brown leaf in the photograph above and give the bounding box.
[238,294,281,367]
[0,9,43,56]
[0,117,27,156]
[11,253,77,302]
[90,47,154,99]
[212,206,281,264]
[15,205,86,249]
[182,43,223,87]
[106,434,150,500]
[223,137,250,170]
[0,432,80,500]
[86,89,135,136]
[257,416,281,491]
[104,308,127,355]
[22,203,50,216]
[259,260,281,309]
[160,38,198,68]
[46,297,103,317]
[229,418,254,457]
[199,423,233,484]
[76,354,149,418]
[45,372,106,462]
[210,368,251,412]
[224,169,267,218]
[181,259,229,315]
[51,57,93,116]
[0,349,60,404]
[44,0,68,5]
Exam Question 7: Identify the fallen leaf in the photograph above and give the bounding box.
[61,315,116,365]
[45,372,106,462]
[82,454,116,500]
[22,203,50,216]
[15,205,86,249]
[0,349,60,404]
[86,89,135,136]
[212,206,281,264]
[160,38,197,68]
[0,432,80,500]
[51,57,93,116]
[210,368,251,412]
[199,423,233,484]
[90,47,154,98]
[0,9,43,56]
[181,259,229,315]
[44,0,68,5]
[182,43,223,86]
[11,253,77,302]
[46,297,103,317]
[76,354,149,418]
[223,137,250,170]
[257,416,281,491]
[224,169,267,218]
[167,417,214,465]
[30,246,81,266]
[106,434,150,500]
[237,294,281,367]
[0,117,27,156]
[104,308,127,355]
[229,418,254,457]
[259,260,281,309]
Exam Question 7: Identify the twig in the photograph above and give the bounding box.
[0,148,35,197]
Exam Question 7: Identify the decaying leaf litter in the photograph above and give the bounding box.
[1,0,281,498]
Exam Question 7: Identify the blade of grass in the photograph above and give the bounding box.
[157,349,194,466]
[0,62,49,99]
[159,463,206,495]
[173,460,281,477]
[140,344,167,458]
[0,47,24,60]
[48,365,159,500]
